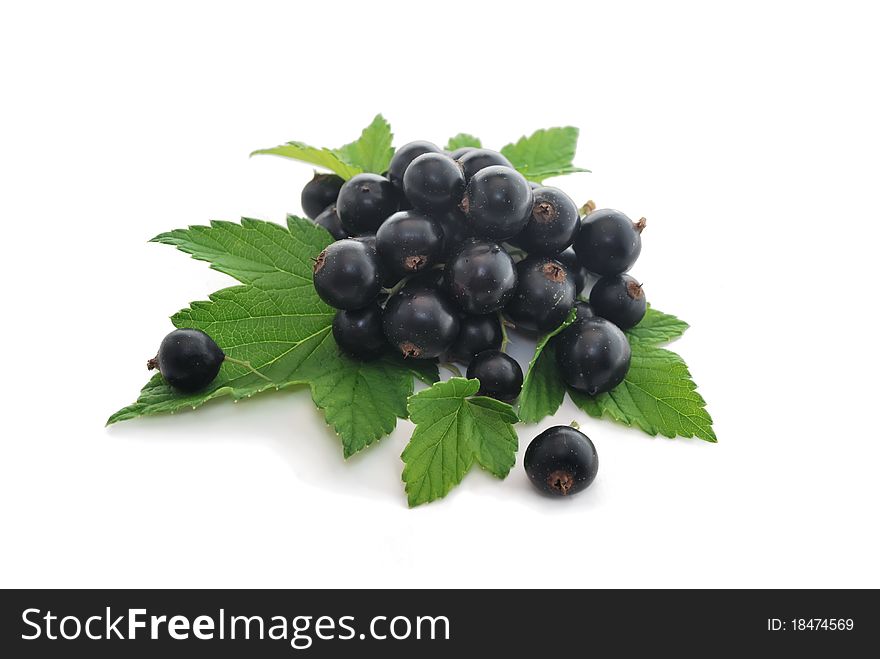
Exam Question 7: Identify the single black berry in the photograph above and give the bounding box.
[555,247,590,295]
[332,305,386,359]
[504,256,576,333]
[448,146,476,160]
[383,287,460,359]
[403,152,466,214]
[574,209,645,276]
[590,274,646,329]
[446,314,502,364]
[149,328,225,393]
[301,173,344,220]
[336,173,398,235]
[554,316,631,395]
[524,426,598,497]
[466,350,523,403]
[572,300,595,323]
[313,238,382,310]
[516,186,580,256]
[387,141,442,193]
[313,204,347,240]
[375,210,444,278]
[461,165,533,240]
[443,239,518,314]
[457,148,514,181]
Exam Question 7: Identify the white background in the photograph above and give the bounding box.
[1,0,878,589]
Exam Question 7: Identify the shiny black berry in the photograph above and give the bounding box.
[517,186,580,255]
[332,305,386,359]
[504,256,576,333]
[457,148,514,181]
[461,166,533,240]
[387,141,442,193]
[313,239,382,310]
[383,287,460,359]
[436,208,473,257]
[403,153,466,214]
[375,210,444,278]
[446,314,502,364]
[149,328,225,393]
[574,209,645,276]
[301,173,344,220]
[572,300,596,322]
[466,350,523,403]
[336,173,398,236]
[555,247,590,295]
[524,426,598,497]
[590,274,647,329]
[554,316,631,395]
[313,204,347,240]
[443,239,518,314]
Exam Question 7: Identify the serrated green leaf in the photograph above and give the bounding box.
[445,133,482,150]
[250,142,362,179]
[518,308,577,423]
[501,127,590,183]
[626,306,690,346]
[569,344,716,442]
[402,378,518,507]
[333,114,395,174]
[109,216,427,456]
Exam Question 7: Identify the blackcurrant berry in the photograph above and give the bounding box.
[554,316,631,395]
[466,350,523,403]
[572,300,596,323]
[516,186,580,255]
[436,208,473,257]
[403,153,466,214]
[313,204,347,240]
[574,209,645,276]
[448,146,476,160]
[332,305,386,359]
[383,287,460,359]
[301,173,344,220]
[387,141,442,192]
[555,247,590,295]
[313,238,382,310]
[461,165,533,240]
[524,426,598,497]
[446,314,502,364]
[443,239,518,314]
[504,256,576,333]
[336,173,398,236]
[149,328,225,393]
[590,274,646,330]
[457,148,514,181]
[375,210,444,278]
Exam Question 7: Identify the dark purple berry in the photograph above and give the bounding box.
[504,256,576,333]
[332,305,386,359]
[403,153,466,214]
[375,210,444,278]
[149,328,224,393]
[516,186,580,255]
[388,141,442,193]
[313,204,347,240]
[301,173,344,219]
[461,165,533,240]
[443,239,518,315]
[555,247,589,295]
[448,146,477,160]
[383,287,460,359]
[457,148,514,181]
[574,209,645,276]
[466,350,523,403]
[590,274,646,329]
[446,314,502,364]
[554,316,631,395]
[313,239,382,310]
[524,426,598,497]
[336,173,398,235]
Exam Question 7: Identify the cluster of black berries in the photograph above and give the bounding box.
[306,142,647,405]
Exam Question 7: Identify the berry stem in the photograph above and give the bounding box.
[498,312,510,352]
[146,356,158,371]
[223,356,273,383]
[579,200,596,216]
[382,275,413,299]
[439,362,463,378]
[569,420,581,430]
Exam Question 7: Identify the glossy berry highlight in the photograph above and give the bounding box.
[461,165,533,240]
[403,152,466,215]
[574,209,645,276]
[524,425,599,497]
[336,173,398,236]
[375,210,444,278]
[383,287,460,359]
[313,239,382,310]
[443,239,518,314]
[554,316,631,395]
[504,256,576,333]
[516,186,580,256]
[301,173,344,220]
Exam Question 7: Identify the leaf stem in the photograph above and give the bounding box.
[499,312,511,352]
[382,276,412,299]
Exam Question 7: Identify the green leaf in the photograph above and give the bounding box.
[569,344,716,442]
[626,306,690,346]
[250,141,362,179]
[402,378,519,507]
[501,126,590,183]
[445,133,482,150]
[518,308,577,423]
[108,216,428,456]
[333,114,395,174]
